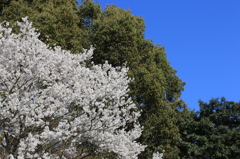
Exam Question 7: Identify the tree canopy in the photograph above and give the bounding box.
[78,2,186,158]
[179,97,240,159]
[0,0,86,53]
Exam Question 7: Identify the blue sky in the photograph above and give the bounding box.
[85,0,240,111]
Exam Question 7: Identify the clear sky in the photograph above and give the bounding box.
[83,0,240,111]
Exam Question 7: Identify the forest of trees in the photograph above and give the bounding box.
[0,0,239,158]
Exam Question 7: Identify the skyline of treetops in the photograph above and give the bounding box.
[0,0,239,158]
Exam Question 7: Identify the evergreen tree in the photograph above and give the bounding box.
[0,0,86,53]
[78,1,187,158]
[179,97,240,158]
[0,0,11,14]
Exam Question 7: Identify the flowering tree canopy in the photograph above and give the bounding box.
[0,17,148,158]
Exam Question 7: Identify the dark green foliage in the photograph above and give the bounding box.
[89,4,145,66]
[130,42,186,159]
[77,0,102,49]
[0,0,86,53]
[78,1,187,158]
[0,0,11,14]
[179,97,240,159]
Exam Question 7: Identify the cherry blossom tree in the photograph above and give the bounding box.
[0,17,149,159]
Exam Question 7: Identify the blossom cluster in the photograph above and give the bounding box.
[0,17,150,158]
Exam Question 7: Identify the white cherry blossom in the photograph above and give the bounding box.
[0,17,147,158]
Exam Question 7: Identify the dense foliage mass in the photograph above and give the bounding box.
[179,98,240,158]
[79,2,187,158]
[0,0,85,53]
[0,17,149,158]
